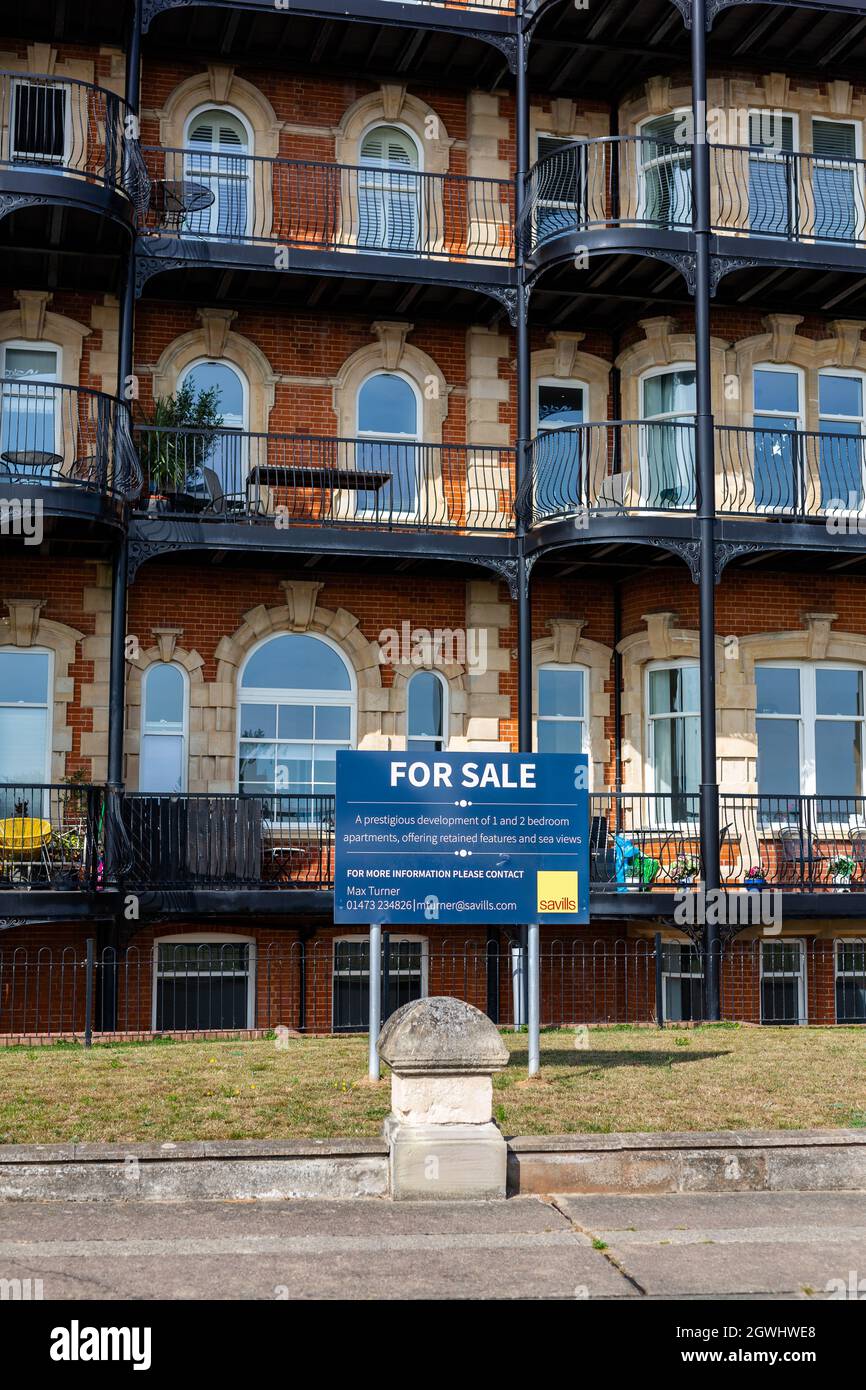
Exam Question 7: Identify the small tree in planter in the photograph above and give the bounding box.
[137,382,224,506]
[672,854,701,887]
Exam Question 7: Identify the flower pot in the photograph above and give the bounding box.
[745,878,765,891]
[832,873,853,891]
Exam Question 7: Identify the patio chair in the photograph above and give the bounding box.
[0,815,52,884]
[777,825,827,888]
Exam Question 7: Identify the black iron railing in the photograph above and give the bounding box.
[519,420,696,524]
[719,795,866,891]
[0,783,104,890]
[139,147,515,262]
[0,380,141,501]
[717,424,866,521]
[589,793,702,892]
[523,136,866,255]
[1,936,861,1040]
[122,793,335,890]
[0,71,147,206]
[133,424,514,531]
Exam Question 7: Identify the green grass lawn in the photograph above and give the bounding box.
[0,1025,864,1144]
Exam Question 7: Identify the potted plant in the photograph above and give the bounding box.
[827,855,857,890]
[137,382,224,510]
[744,864,766,890]
[673,854,700,887]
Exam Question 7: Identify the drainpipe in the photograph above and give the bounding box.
[691,0,721,1018]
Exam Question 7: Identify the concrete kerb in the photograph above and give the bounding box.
[0,1131,864,1202]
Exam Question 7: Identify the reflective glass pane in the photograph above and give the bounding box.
[538,384,584,428]
[0,651,49,704]
[643,370,696,417]
[143,665,184,731]
[139,733,184,794]
[756,667,800,715]
[278,705,314,740]
[537,719,583,753]
[242,635,352,692]
[816,720,861,796]
[649,665,698,715]
[0,706,48,782]
[756,718,800,793]
[538,668,585,718]
[407,672,443,741]
[358,373,417,436]
[754,369,800,414]
[184,361,244,420]
[315,705,352,741]
[276,746,313,791]
[239,703,276,739]
[819,374,862,418]
[816,668,862,716]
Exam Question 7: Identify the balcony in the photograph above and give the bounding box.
[0,783,104,895]
[132,424,515,537]
[519,420,866,540]
[522,135,866,278]
[137,147,515,293]
[0,71,146,223]
[0,381,141,528]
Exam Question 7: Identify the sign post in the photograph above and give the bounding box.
[335,752,589,1072]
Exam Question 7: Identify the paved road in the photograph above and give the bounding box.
[1,1192,865,1299]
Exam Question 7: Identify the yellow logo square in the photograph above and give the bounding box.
[536,870,579,914]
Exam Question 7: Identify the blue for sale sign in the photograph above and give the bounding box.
[334,751,589,926]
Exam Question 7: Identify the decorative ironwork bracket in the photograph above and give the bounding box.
[0,193,48,222]
[482,552,535,598]
[644,248,696,293]
[710,255,760,297]
[135,250,190,297]
[141,0,197,31]
[128,537,191,582]
[647,536,702,582]
[714,540,763,582]
[483,283,520,326]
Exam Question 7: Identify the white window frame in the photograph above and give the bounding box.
[358,121,423,255]
[810,115,864,244]
[535,662,589,768]
[759,937,806,1026]
[236,631,357,809]
[746,109,799,237]
[834,938,866,1022]
[182,104,253,240]
[755,660,866,805]
[139,662,189,793]
[0,644,53,790]
[639,361,697,509]
[816,366,866,517]
[645,658,700,824]
[177,357,250,498]
[750,362,805,515]
[332,933,429,1029]
[151,932,256,1031]
[636,111,692,227]
[10,77,71,166]
[406,668,448,752]
[0,341,63,469]
[355,369,422,522]
[533,376,588,434]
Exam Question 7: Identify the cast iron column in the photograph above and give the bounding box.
[515,10,540,1072]
[691,0,721,1018]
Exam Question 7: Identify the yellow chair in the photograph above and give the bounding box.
[0,817,52,882]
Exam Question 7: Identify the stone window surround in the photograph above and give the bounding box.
[0,598,83,784]
[146,309,277,439]
[532,619,612,789]
[531,333,611,431]
[618,609,866,796]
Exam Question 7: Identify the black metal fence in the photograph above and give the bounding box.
[1,937,862,1042]
[133,425,515,531]
[0,381,141,500]
[0,70,145,203]
[140,147,515,263]
[710,142,866,247]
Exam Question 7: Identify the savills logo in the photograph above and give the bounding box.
[536,870,578,914]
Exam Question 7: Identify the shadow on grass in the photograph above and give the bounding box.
[503,1049,731,1070]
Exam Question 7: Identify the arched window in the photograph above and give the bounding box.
[238,634,354,808]
[183,107,250,238]
[178,358,247,504]
[638,113,691,229]
[139,663,188,793]
[357,371,419,516]
[407,670,446,751]
[359,124,420,253]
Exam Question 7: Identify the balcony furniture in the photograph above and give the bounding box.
[0,449,63,478]
[0,816,52,884]
[777,825,828,887]
[247,463,392,494]
[146,179,214,234]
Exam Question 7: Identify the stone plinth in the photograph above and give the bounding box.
[378,997,509,1200]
